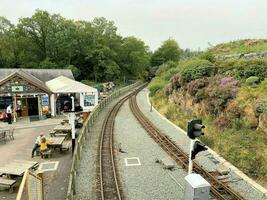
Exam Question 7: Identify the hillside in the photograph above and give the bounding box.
[210,39,267,55]
[148,40,267,186]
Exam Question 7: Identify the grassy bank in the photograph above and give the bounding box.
[150,90,267,186]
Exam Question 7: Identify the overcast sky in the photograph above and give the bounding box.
[1,0,266,51]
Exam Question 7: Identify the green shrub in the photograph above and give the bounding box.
[245,76,260,86]
[216,58,267,80]
[234,58,267,79]
[256,100,267,114]
[180,59,216,82]
[148,77,165,96]
[216,59,238,73]
[161,66,180,81]
[199,51,216,63]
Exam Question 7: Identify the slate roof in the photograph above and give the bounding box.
[0,69,51,93]
[0,68,74,82]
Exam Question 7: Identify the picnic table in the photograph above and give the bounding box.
[0,160,38,177]
[53,124,71,133]
[53,124,71,138]
[0,177,16,192]
[47,136,66,151]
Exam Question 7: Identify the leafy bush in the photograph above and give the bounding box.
[245,76,260,86]
[199,51,216,63]
[156,61,178,80]
[180,59,216,82]
[148,77,165,96]
[237,79,267,110]
[256,100,267,114]
[233,58,267,79]
[161,67,181,81]
[216,58,267,80]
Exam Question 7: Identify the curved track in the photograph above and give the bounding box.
[98,84,147,200]
[129,88,245,200]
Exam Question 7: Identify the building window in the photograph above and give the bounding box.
[84,95,95,107]
[0,97,12,110]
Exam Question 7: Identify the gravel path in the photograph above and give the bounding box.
[115,100,187,200]
[136,88,266,200]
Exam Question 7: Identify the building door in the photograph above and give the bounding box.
[27,98,39,116]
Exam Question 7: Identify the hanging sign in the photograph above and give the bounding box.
[11,86,23,92]
[42,96,49,106]
[84,95,95,106]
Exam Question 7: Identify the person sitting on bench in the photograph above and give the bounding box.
[40,137,50,152]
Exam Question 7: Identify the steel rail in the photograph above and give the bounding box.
[98,84,147,200]
[129,88,244,200]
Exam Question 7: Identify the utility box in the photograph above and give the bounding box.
[184,174,210,200]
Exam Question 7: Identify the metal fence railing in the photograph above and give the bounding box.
[66,81,141,200]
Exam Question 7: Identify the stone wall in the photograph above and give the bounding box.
[217,52,267,60]
[0,76,45,94]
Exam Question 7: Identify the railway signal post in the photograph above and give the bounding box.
[64,96,83,155]
[185,119,210,200]
[187,119,207,174]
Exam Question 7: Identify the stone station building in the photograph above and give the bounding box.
[0,68,98,122]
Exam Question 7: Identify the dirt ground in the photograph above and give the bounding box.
[0,120,72,200]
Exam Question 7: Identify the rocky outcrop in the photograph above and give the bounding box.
[217,52,267,60]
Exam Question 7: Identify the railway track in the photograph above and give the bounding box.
[129,88,245,200]
[98,84,147,200]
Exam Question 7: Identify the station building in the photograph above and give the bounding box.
[0,68,98,121]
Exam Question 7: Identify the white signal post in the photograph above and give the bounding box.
[188,139,195,174]
[66,96,76,154]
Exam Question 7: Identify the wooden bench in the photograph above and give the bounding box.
[54,133,68,138]
[40,150,52,159]
[0,177,16,193]
[50,130,56,137]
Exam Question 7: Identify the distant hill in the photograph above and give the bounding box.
[210,39,267,55]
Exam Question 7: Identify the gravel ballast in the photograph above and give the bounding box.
[115,101,187,200]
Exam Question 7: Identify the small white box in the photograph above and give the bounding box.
[184,174,211,200]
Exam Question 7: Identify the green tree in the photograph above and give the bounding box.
[0,17,18,68]
[0,10,151,82]
[151,39,181,66]
[17,10,53,60]
[119,37,150,79]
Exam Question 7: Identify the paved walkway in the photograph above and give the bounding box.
[0,116,71,200]
[0,116,64,130]
[136,88,267,200]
